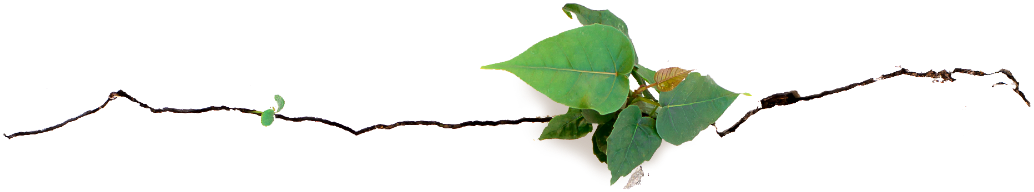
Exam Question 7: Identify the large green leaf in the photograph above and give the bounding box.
[607,105,661,185]
[539,108,593,140]
[656,72,740,145]
[562,3,629,37]
[560,3,646,102]
[481,24,636,114]
[591,119,616,163]
[562,3,641,85]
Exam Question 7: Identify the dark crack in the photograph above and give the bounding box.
[272,114,550,136]
[126,88,562,136]
[5,91,117,138]
[5,90,552,139]
[116,89,262,114]
[717,68,1027,137]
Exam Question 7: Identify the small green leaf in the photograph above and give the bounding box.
[630,97,660,117]
[258,109,275,125]
[607,105,661,185]
[561,3,629,37]
[592,119,615,163]
[581,109,616,124]
[743,92,752,96]
[274,95,285,113]
[656,72,740,145]
[539,108,593,140]
[481,24,636,115]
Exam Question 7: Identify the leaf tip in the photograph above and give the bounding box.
[480,63,501,70]
[743,93,752,96]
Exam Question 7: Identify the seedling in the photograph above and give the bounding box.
[481,4,753,184]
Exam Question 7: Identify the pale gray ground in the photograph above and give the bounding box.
[514,77,694,188]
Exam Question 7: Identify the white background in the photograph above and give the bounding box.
[2,31,1034,192]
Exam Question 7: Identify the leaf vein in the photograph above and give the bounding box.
[504,65,616,75]
[664,93,738,108]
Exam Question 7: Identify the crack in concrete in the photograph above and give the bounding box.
[723,67,1021,136]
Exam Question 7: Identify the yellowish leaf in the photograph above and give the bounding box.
[654,67,694,92]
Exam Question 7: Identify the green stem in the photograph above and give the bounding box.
[628,68,645,87]
[624,68,657,102]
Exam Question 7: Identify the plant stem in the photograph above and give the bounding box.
[628,68,645,87]
[624,68,657,102]
[632,83,657,97]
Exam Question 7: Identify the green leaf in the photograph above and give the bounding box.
[581,108,616,124]
[656,72,740,145]
[539,108,593,140]
[562,3,629,37]
[592,119,615,163]
[630,97,660,117]
[607,105,661,185]
[258,109,275,125]
[274,95,285,113]
[481,24,636,115]
[629,67,656,101]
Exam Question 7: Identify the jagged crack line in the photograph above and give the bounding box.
[6,91,117,138]
[115,89,262,114]
[717,68,1028,137]
[270,114,554,136]
[118,89,554,136]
